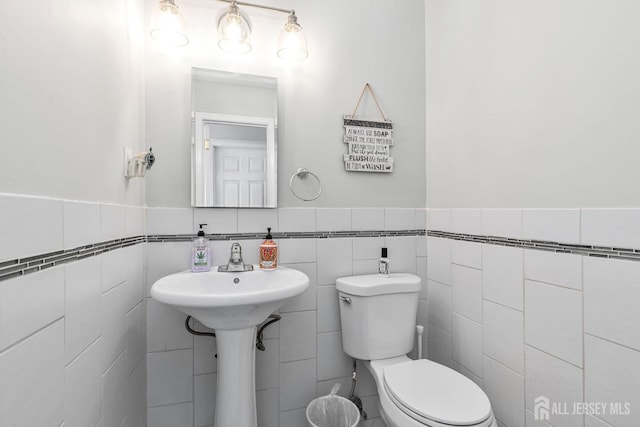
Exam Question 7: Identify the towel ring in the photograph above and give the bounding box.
[289,168,322,201]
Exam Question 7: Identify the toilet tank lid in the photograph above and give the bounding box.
[336,273,421,296]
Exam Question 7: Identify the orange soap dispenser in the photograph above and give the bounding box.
[259,228,278,270]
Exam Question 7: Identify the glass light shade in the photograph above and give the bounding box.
[217,4,252,55]
[277,14,308,61]
[150,0,189,46]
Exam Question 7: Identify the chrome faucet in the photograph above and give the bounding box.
[218,242,253,272]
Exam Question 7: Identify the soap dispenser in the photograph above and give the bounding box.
[378,247,389,277]
[259,227,278,270]
[191,224,211,272]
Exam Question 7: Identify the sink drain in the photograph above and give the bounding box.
[233,278,240,284]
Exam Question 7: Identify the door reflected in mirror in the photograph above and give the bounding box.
[191,69,277,208]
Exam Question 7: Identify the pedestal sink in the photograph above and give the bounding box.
[151,266,309,427]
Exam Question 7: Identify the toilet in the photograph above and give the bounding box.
[336,273,497,427]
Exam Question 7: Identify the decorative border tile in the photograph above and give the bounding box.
[5,227,640,283]
[428,230,640,261]
[146,229,426,243]
[0,236,145,281]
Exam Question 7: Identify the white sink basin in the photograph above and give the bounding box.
[151,266,309,329]
[151,265,309,427]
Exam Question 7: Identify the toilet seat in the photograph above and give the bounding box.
[383,359,492,426]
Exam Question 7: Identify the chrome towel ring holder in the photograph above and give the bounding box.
[289,168,322,201]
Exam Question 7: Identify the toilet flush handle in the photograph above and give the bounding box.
[339,295,352,304]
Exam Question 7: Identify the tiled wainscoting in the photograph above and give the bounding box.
[4,198,639,427]
[0,193,147,427]
[145,207,428,427]
[426,209,640,427]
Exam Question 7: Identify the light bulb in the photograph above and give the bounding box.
[217,3,252,55]
[277,13,308,62]
[150,0,189,46]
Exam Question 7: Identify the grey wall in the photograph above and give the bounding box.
[426,0,640,208]
[0,0,146,206]
[145,0,426,208]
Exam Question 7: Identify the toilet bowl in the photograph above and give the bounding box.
[336,273,497,427]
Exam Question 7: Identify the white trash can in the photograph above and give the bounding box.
[306,384,361,427]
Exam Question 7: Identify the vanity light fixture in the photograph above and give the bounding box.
[217,0,308,61]
[149,0,308,61]
[149,0,189,47]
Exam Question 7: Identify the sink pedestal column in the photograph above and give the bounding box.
[214,326,258,427]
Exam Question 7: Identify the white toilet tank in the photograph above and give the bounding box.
[336,273,421,360]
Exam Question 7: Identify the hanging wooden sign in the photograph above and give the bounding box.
[343,84,394,173]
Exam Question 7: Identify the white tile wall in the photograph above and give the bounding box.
[524,345,584,427]
[483,356,525,427]
[102,350,128,427]
[427,237,452,285]
[451,240,482,269]
[481,209,522,239]
[524,280,583,367]
[65,257,102,363]
[194,208,237,234]
[237,208,278,233]
[256,387,279,427]
[279,358,317,411]
[384,208,416,230]
[147,207,193,235]
[147,349,193,407]
[427,208,451,232]
[581,208,640,249]
[584,335,640,426]
[452,265,482,323]
[278,238,316,264]
[351,208,385,230]
[316,208,351,231]
[317,285,341,333]
[100,204,126,242]
[0,193,64,261]
[139,206,640,427]
[0,194,146,427]
[280,311,316,362]
[256,339,279,390]
[584,257,640,351]
[317,332,352,380]
[451,209,482,235]
[147,298,193,352]
[482,245,523,310]
[427,279,452,332]
[524,249,582,290]
[278,208,316,232]
[65,338,103,427]
[0,266,65,350]
[194,373,216,427]
[0,320,65,427]
[451,314,483,377]
[147,402,193,427]
[522,209,580,243]
[483,300,524,374]
[63,200,101,249]
[428,322,453,368]
[317,238,352,284]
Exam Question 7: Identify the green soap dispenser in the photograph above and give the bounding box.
[191,224,211,272]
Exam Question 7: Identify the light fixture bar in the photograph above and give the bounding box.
[217,0,293,16]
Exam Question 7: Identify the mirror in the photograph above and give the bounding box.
[191,68,278,208]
